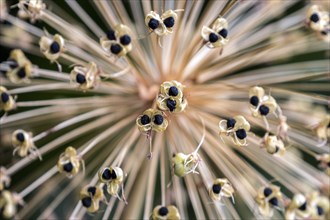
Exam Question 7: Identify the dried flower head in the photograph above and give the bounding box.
[0,1,329,220]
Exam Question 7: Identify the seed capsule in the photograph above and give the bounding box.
[255,185,283,217]
[70,62,100,91]
[306,5,329,32]
[80,185,105,213]
[57,146,83,178]
[209,178,235,203]
[98,166,127,204]
[157,80,187,113]
[285,194,311,220]
[0,86,15,112]
[39,34,65,62]
[2,49,32,84]
[172,152,201,177]
[313,115,330,145]
[263,135,286,156]
[308,192,329,219]
[0,190,24,219]
[0,167,10,191]
[151,205,181,220]
[12,129,41,160]
[249,86,278,118]
[201,17,229,48]
[219,115,250,146]
[136,109,168,133]
[14,0,45,22]
[145,10,181,36]
[316,154,330,176]
[100,24,133,57]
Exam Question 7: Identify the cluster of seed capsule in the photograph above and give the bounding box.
[285,192,329,220]
[306,5,330,42]
[255,184,330,219]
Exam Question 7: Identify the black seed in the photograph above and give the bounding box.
[63,162,73,172]
[50,41,60,54]
[158,207,168,216]
[110,44,123,55]
[321,30,328,35]
[299,202,307,211]
[7,59,18,69]
[87,187,96,196]
[81,197,92,207]
[236,129,247,140]
[140,115,151,125]
[259,105,270,116]
[166,99,176,112]
[327,161,330,167]
[212,184,221,194]
[263,187,273,197]
[106,29,116,40]
[111,170,117,179]
[102,168,112,180]
[17,68,26,78]
[310,13,320,23]
[16,132,25,142]
[153,114,164,125]
[269,197,278,206]
[120,35,131,46]
[274,146,280,153]
[163,17,175,28]
[209,33,218,43]
[317,206,324,216]
[76,74,86,84]
[148,18,159,30]
[1,92,9,103]
[250,96,259,106]
[218,28,228,38]
[328,122,330,128]
[168,86,179,96]
[226,118,236,129]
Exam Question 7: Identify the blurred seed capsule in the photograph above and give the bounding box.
[0,167,10,191]
[12,129,41,160]
[0,86,16,112]
[0,190,24,219]
[151,205,181,220]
